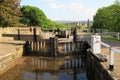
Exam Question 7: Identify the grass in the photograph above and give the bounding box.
[103,36,120,41]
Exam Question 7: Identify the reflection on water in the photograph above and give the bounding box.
[23,71,87,80]
[0,64,22,80]
[0,57,88,80]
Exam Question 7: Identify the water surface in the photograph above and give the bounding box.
[0,57,88,80]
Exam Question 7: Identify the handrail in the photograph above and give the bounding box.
[101,41,120,54]
[101,41,120,71]
[101,42,110,48]
[111,47,120,53]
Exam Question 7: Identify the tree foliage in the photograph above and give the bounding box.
[20,6,68,29]
[20,6,47,26]
[92,0,120,32]
[0,2,68,29]
[0,0,21,27]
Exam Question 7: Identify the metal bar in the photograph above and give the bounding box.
[111,47,120,53]
[109,49,114,71]
[101,42,120,54]
[101,42,110,48]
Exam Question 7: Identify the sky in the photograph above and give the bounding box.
[20,0,115,21]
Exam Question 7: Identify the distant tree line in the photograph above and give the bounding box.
[0,0,68,29]
[92,0,120,32]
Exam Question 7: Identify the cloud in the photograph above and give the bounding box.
[49,3,97,20]
[49,3,84,10]
[50,3,64,9]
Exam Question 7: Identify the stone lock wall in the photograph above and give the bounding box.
[0,46,23,73]
[86,51,114,80]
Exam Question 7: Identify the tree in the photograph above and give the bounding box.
[114,0,120,5]
[93,0,120,32]
[0,0,21,27]
[20,6,47,26]
[20,6,69,29]
[93,7,112,29]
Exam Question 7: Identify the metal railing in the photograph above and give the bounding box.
[101,41,120,70]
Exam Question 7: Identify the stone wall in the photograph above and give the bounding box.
[86,51,114,80]
[0,27,41,34]
[2,34,42,41]
[0,46,23,73]
[0,27,42,41]
[0,27,55,40]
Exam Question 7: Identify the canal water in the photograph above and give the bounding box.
[0,57,88,80]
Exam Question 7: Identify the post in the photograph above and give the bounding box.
[37,41,39,51]
[91,35,101,54]
[40,41,42,51]
[44,59,46,68]
[35,71,39,80]
[79,57,81,67]
[50,37,58,57]
[33,41,35,51]
[64,42,67,52]
[73,28,77,43]
[55,37,58,56]
[109,48,114,71]
[31,41,33,51]
[68,41,71,51]
[50,37,53,56]
[98,29,101,33]
[75,58,78,68]
[33,28,37,42]
[34,41,37,51]
[72,42,75,51]
[33,58,35,67]
[118,32,119,40]
[43,42,46,52]
[72,59,74,68]
[39,42,41,51]
[38,58,40,68]
[87,19,89,27]
[35,57,38,68]
[68,59,71,68]
[41,59,43,68]
[64,60,67,69]
[18,29,20,40]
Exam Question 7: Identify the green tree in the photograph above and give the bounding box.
[93,0,120,32]
[20,6,47,26]
[0,0,21,27]
[114,0,120,5]
[20,6,69,29]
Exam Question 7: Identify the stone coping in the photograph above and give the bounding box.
[0,40,25,56]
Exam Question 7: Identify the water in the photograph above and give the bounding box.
[0,57,88,80]
[23,71,87,80]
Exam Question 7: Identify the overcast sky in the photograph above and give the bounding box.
[21,0,115,21]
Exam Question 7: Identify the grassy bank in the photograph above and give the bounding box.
[103,36,120,41]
